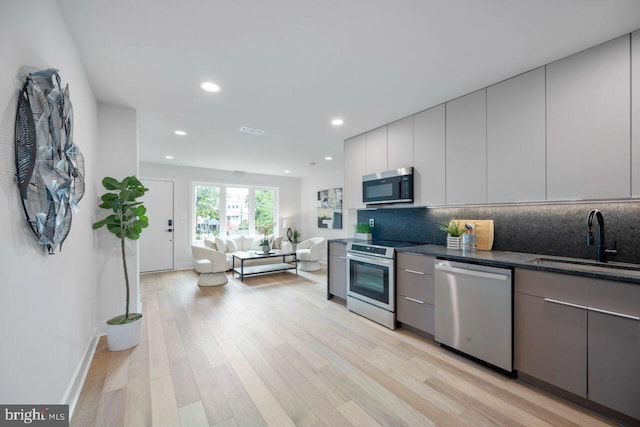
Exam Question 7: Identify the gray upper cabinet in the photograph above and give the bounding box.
[446,90,487,205]
[365,126,388,174]
[487,68,546,203]
[633,30,640,197]
[344,134,366,209]
[387,116,413,170]
[546,35,631,201]
[413,105,446,206]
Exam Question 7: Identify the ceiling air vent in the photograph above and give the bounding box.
[240,126,264,135]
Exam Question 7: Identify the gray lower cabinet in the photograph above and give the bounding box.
[588,310,640,420]
[328,242,347,300]
[396,253,434,334]
[515,268,640,421]
[514,292,587,397]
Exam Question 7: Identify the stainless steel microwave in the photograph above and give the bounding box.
[362,167,413,205]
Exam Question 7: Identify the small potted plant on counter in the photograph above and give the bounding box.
[355,222,372,241]
[439,219,467,250]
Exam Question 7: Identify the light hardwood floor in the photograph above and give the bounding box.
[72,268,615,426]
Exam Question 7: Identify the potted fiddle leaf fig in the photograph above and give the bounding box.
[93,176,149,351]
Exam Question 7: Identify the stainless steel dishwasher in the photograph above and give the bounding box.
[434,260,513,373]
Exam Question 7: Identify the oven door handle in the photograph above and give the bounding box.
[347,252,394,267]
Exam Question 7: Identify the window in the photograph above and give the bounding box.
[192,183,278,241]
[194,185,220,241]
[226,187,249,237]
[254,188,275,234]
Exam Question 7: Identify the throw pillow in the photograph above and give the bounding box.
[241,235,254,251]
[272,236,282,249]
[215,237,227,253]
[226,239,238,252]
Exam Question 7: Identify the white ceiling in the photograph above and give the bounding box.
[57,0,640,178]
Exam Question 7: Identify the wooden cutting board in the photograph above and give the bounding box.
[455,219,494,251]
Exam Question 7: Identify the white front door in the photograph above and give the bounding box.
[140,179,174,272]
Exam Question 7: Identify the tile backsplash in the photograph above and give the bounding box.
[357,201,640,264]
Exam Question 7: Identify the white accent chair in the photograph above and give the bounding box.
[191,245,228,286]
[295,237,326,271]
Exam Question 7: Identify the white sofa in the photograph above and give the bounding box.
[203,235,294,270]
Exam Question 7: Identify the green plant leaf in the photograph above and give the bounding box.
[102,177,120,190]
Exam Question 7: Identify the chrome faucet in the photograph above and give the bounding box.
[586,209,617,262]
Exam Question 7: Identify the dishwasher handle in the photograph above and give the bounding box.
[435,263,510,281]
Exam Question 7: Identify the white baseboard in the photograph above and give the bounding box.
[64,322,103,419]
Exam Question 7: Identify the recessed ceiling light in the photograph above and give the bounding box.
[240,126,264,135]
[325,156,333,161]
[284,169,291,174]
[165,155,174,160]
[331,118,344,126]
[200,81,221,93]
[174,130,187,136]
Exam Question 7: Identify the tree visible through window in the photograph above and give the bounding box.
[195,185,220,240]
[255,188,275,234]
[193,184,277,241]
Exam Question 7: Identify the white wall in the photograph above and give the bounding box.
[300,168,349,261]
[0,1,98,406]
[140,162,301,269]
[95,104,140,321]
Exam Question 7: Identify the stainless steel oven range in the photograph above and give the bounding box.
[346,240,413,329]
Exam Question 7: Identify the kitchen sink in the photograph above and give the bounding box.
[527,256,640,274]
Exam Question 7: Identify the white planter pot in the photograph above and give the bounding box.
[106,315,143,351]
[354,233,372,241]
[447,235,463,250]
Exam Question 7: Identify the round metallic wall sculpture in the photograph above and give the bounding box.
[15,68,85,254]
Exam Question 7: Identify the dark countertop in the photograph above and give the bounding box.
[328,239,640,285]
[399,244,640,285]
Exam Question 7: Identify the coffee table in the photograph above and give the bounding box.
[232,250,297,282]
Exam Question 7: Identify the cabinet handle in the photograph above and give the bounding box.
[404,269,424,275]
[587,306,640,321]
[543,298,639,321]
[339,256,347,260]
[435,264,509,281]
[543,298,587,310]
[404,296,425,304]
